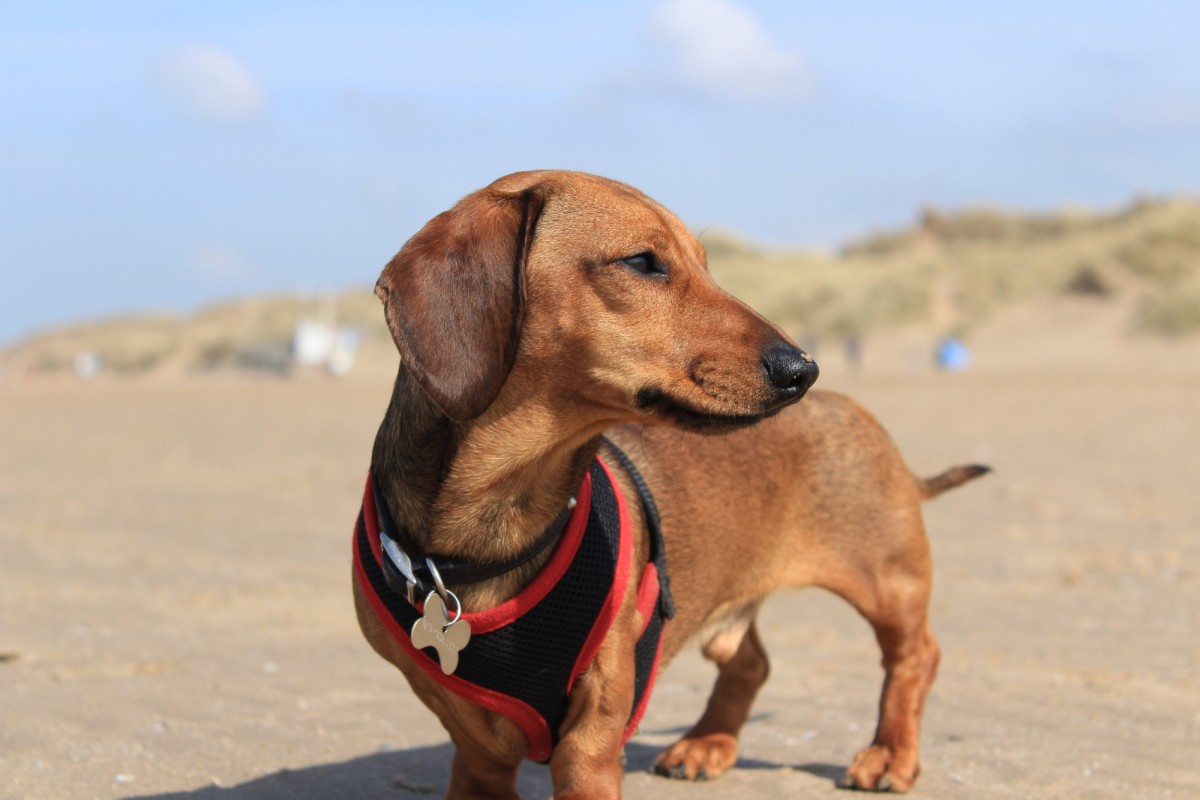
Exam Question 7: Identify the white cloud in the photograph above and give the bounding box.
[649,0,811,104]
[363,176,404,209]
[157,45,266,122]
[1115,97,1200,131]
[190,244,248,279]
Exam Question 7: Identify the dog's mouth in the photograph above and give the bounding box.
[635,387,790,433]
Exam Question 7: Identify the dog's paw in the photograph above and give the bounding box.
[652,733,739,781]
[838,744,918,792]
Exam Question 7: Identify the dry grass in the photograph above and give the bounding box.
[1134,277,1200,336]
[706,195,1200,341]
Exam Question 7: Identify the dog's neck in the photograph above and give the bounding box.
[370,365,601,605]
[370,365,459,543]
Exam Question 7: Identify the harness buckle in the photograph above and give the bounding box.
[379,530,420,605]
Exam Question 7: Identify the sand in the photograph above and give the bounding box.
[2,300,1198,799]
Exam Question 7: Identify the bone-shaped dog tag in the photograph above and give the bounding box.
[410,593,472,675]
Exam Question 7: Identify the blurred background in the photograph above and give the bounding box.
[3,0,1200,375]
[3,3,1198,799]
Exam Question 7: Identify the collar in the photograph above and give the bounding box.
[370,471,579,606]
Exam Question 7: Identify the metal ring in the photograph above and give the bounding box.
[423,558,463,627]
[424,557,447,597]
[441,589,464,627]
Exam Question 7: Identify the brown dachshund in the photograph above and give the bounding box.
[353,170,988,798]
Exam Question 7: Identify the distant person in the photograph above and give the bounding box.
[844,334,862,372]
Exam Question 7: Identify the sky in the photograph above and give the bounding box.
[2,0,1199,343]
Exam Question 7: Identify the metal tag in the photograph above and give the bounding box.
[411,592,472,675]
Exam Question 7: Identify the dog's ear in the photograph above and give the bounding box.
[375,187,545,421]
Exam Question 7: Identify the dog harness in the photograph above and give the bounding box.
[352,451,674,763]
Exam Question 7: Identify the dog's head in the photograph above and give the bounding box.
[375,170,817,433]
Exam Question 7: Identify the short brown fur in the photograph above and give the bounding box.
[355,170,988,798]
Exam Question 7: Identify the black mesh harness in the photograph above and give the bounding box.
[353,444,674,763]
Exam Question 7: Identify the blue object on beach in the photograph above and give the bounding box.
[936,337,971,371]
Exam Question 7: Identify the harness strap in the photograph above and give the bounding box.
[601,438,676,620]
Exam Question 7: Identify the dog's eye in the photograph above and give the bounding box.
[620,252,665,277]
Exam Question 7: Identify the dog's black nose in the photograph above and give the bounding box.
[762,343,819,397]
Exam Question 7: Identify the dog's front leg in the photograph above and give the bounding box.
[444,742,522,800]
[548,639,636,799]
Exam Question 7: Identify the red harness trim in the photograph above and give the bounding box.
[353,457,652,763]
[624,562,665,740]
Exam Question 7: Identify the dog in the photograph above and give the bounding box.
[352,170,988,798]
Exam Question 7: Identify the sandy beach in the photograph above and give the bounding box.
[2,301,1198,800]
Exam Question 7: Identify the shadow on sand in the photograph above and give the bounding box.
[122,743,534,800]
[623,741,846,785]
[124,741,844,800]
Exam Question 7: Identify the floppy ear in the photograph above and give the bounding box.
[375,187,545,421]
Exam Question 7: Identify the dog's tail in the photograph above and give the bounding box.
[919,464,991,500]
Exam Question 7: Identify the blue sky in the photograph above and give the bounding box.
[2,0,1198,342]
